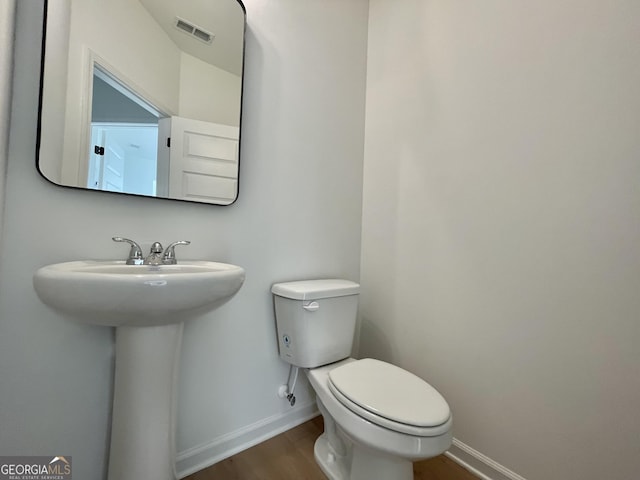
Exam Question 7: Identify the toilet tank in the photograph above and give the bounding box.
[272,279,360,368]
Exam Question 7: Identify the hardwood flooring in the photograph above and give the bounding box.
[185,416,478,480]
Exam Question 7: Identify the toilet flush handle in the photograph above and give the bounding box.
[303,301,320,311]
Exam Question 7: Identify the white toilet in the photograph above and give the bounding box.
[272,279,453,480]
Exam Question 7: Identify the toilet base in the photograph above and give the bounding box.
[314,433,349,480]
[314,433,414,480]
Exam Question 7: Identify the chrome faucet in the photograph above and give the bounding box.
[112,237,144,265]
[113,237,191,265]
[162,240,191,265]
[145,242,164,265]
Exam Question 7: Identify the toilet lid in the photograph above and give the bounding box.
[328,359,450,430]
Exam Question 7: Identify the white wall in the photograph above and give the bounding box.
[66,0,181,110]
[361,1,640,479]
[0,2,367,480]
[179,52,242,126]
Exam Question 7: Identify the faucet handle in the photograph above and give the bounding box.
[162,240,191,265]
[112,237,144,265]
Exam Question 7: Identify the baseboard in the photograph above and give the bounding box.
[446,438,527,480]
[176,401,319,478]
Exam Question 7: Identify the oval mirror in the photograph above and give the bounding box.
[37,0,246,205]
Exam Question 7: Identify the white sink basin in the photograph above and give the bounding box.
[33,260,245,326]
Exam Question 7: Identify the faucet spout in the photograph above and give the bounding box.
[145,242,164,265]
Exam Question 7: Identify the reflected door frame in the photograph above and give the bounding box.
[78,49,172,187]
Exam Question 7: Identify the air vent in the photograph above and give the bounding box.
[175,17,214,44]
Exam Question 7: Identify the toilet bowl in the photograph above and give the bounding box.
[306,358,452,480]
[272,280,452,480]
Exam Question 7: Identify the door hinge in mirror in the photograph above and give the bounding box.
[94,145,105,156]
[167,137,171,148]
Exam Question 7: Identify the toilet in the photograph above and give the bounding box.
[272,279,453,480]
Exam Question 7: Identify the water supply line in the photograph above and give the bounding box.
[283,365,299,407]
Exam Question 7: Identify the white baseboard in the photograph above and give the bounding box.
[446,438,527,480]
[176,401,319,478]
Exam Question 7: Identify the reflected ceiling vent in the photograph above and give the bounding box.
[175,17,214,44]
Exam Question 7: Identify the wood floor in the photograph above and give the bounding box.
[185,416,478,480]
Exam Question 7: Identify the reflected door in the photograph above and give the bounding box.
[161,116,239,205]
[89,123,159,196]
[102,138,125,192]
[89,127,125,192]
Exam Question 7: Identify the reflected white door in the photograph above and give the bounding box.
[161,116,239,204]
[102,134,126,192]
[90,127,125,192]
[89,123,158,195]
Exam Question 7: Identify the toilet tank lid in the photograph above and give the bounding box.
[272,279,360,300]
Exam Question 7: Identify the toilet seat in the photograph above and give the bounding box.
[328,358,451,436]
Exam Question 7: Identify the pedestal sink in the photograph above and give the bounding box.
[33,260,245,480]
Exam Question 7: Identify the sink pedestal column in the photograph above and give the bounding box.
[107,323,184,480]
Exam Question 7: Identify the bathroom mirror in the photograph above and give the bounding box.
[37,0,246,205]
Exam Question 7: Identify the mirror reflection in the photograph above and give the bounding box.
[38,0,246,205]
